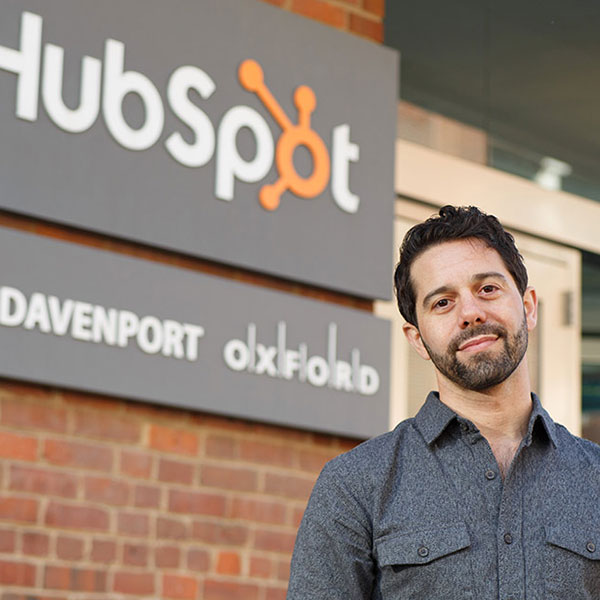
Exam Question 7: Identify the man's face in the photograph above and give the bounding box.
[402,238,537,392]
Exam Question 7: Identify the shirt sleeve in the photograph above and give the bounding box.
[287,460,375,600]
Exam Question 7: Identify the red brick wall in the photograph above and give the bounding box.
[266,0,385,43]
[0,381,358,599]
[0,1,385,598]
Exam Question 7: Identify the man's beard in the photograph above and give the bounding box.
[421,316,529,392]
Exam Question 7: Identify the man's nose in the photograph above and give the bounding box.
[458,296,486,329]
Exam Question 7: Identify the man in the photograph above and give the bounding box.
[287,205,600,599]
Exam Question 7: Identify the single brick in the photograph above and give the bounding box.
[187,548,210,572]
[44,565,106,592]
[203,579,259,600]
[158,458,194,485]
[0,529,16,552]
[73,410,141,443]
[264,473,315,501]
[163,574,198,599]
[56,536,84,560]
[230,498,287,525]
[91,539,117,563]
[148,424,198,456]
[216,551,241,575]
[253,423,309,443]
[192,520,249,546]
[10,465,77,498]
[0,398,67,433]
[336,437,361,452]
[123,543,148,567]
[205,434,237,459]
[155,545,180,568]
[348,13,383,42]
[0,431,37,461]
[198,414,258,434]
[253,529,297,553]
[250,555,272,578]
[265,586,287,600]
[117,512,150,537]
[120,450,153,479]
[22,531,50,555]
[0,497,38,523]
[310,431,340,447]
[168,489,226,517]
[134,484,161,508]
[276,558,291,581]
[0,380,49,398]
[44,439,112,471]
[45,501,109,532]
[239,439,294,467]
[297,448,338,472]
[157,517,189,540]
[60,389,120,411]
[201,464,257,492]
[84,476,130,506]
[113,570,155,595]
[290,0,346,28]
[0,560,36,586]
[363,0,384,18]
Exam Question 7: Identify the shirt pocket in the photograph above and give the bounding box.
[374,522,472,599]
[544,524,600,599]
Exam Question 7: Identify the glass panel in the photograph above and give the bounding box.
[385,0,600,203]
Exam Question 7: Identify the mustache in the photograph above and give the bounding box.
[448,324,507,353]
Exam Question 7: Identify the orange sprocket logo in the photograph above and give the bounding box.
[239,59,331,211]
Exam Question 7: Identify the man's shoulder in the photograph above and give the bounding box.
[305,417,420,512]
[323,417,418,479]
[554,421,600,467]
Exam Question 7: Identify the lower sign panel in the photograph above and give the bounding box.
[0,226,390,438]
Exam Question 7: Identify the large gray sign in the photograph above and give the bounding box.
[0,227,390,438]
[0,0,398,300]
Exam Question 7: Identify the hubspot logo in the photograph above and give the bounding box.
[239,59,330,211]
[0,12,361,215]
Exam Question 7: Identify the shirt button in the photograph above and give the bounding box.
[417,546,429,558]
[504,533,513,545]
[587,541,596,553]
[485,469,496,480]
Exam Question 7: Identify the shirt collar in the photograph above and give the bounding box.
[414,391,458,446]
[527,393,559,448]
[414,391,559,448]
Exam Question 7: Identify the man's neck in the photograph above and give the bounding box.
[437,362,533,477]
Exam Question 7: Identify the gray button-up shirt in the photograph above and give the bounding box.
[287,393,600,599]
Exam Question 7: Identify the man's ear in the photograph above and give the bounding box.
[402,322,431,361]
[523,286,538,332]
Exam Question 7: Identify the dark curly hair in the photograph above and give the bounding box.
[394,205,528,326]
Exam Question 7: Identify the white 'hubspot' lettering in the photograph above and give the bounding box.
[0,10,361,211]
[215,106,274,201]
[103,39,164,151]
[0,11,42,121]
[165,65,216,167]
[42,43,101,133]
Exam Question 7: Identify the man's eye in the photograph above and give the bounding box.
[434,298,449,308]
[481,285,497,294]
